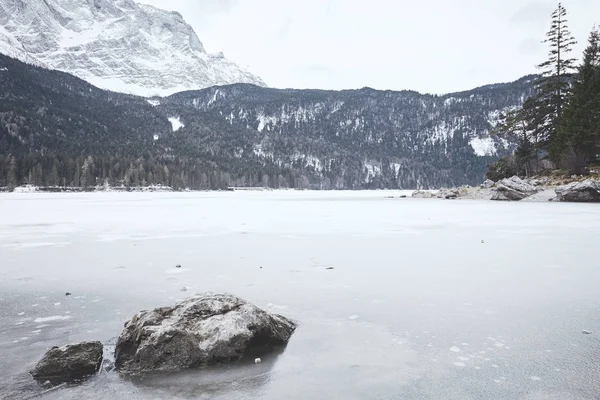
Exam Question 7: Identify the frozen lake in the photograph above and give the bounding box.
[1,191,599,400]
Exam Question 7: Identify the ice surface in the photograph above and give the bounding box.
[0,191,599,399]
[33,315,71,323]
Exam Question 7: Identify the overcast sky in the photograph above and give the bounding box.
[138,0,599,94]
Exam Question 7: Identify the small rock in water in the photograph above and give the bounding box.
[175,264,181,269]
[582,330,592,335]
[65,292,71,296]
[254,358,262,364]
[30,341,103,384]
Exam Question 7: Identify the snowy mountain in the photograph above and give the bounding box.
[0,0,265,96]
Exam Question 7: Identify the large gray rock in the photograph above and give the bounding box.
[30,341,103,384]
[555,180,600,202]
[114,294,297,373]
[437,188,460,199]
[480,179,495,189]
[491,176,539,201]
[412,190,435,198]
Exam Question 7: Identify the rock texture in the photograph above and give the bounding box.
[0,0,264,96]
[491,176,539,201]
[555,180,600,202]
[481,179,495,189]
[437,188,460,199]
[412,190,435,198]
[30,341,103,384]
[114,294,297,373]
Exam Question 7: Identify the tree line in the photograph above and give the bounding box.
[488,3,600,180]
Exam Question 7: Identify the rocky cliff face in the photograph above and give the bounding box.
[0,0,265,96]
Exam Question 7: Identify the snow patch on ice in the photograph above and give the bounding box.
[453,362,466,367]
[34,315,71,323]
[146,99,161,107]
[449,346,461,353]
[165,268,189,274]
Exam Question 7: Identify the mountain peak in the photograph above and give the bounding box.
[0,0,265,96]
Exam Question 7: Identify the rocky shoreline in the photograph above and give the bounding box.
[410,176,600,203]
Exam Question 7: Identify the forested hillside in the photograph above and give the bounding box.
[0,54,534,190]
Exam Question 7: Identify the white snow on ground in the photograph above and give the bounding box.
[469,137,496,156]
[13,185,39,193]
[153,134,159,141]
[33,315,71,323]
[257,113,278,132]
[168,117,184,132]
[147,99,160,107]
[390,163,402,176]
[364,162,382,183]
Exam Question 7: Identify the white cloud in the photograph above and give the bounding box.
[138,0,600,94]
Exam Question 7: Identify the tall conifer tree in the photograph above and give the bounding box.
[535,3,577,156]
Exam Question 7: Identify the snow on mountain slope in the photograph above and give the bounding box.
[0,0,265,96]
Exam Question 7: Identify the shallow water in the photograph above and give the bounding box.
[1,191,599,400]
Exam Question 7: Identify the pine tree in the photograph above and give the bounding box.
[493,97,547,175]
[535,3,577,157]
[556,27,600,173]
[7,156,17,190]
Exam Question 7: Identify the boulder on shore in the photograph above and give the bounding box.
[114,293,297,373]
[555,179,600,202]
[30,341,103,384]
[411,190,435,198]
[491,176,539,201]
[437,188,460,199]
[480,179,495,189]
